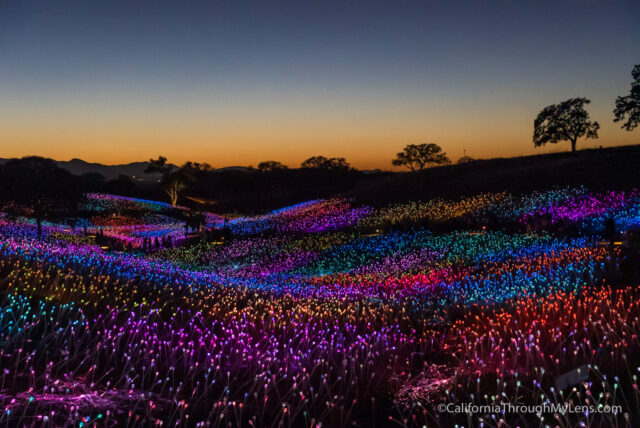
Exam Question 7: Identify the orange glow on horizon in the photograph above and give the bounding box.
[1,103,636,170]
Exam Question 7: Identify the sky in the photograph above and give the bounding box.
[1,0,639,170]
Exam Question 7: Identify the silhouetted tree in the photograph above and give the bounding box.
[533,98,599,152]
[0,156,82,237]
[166,178,186,206]
[257,161,288,172]
[146,156,173,176]
[614,64,640,131]
[457,155,475,164]
[392,143,450,171]
[182,161,212,172]
[145,156,191,206]
[301,156,351,171]
[301,156,328,169]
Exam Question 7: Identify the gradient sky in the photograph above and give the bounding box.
[1,0,639,170]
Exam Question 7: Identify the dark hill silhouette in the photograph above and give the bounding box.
[177,145,640,214]
[0,158,251,181]
[2,145,638,213]
[60,159,166,180]
[0,158,168,181]
[345,145,640,207]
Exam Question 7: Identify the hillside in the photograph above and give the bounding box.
[0,157,164,180]
[346,144,640,206]
[194,145,640,213]
[2,145,639,213]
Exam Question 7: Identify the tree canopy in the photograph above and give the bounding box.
[0,156,82,236]
[182,161,212,172]
[614,64,640,131]
[533,97,599,152]
[300,156,351,171]
[391,143,450,171]
[257,161,288,172]
[145,156,174,176]
[145,156,191,206]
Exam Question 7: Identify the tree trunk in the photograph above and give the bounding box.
[168,188,178,206]
[571,139,577,152]
[164,178,185,206]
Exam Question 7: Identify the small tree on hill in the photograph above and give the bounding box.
[614,64,640,131]
[457,155,475,164]
[392,143,450,171]
[258,161,288,172]
[533,97,599,152]
[182,161,212,172]
[301,156,351,171]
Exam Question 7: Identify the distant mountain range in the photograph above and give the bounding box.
[0,157,164,180]
[0,157,249,180]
